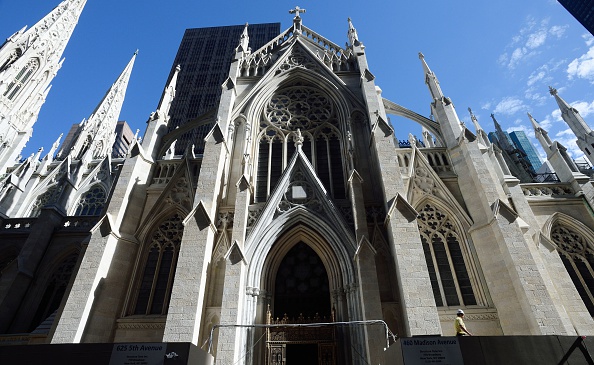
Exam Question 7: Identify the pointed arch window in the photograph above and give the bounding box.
[4,58,39,100]
[255,85,346,202]
[29,185,59,217]
[29,253,78,331]
[74,185,107,216]
[417,204,477,307]
[551,224,594,315]
[132,214,183,315]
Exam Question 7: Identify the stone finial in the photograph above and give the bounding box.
[294,128,304,148]
[289,6,306,18]
[418,52,425,60]
[347,17,359,46]
[238,23,250,52]
[549,86,557,96]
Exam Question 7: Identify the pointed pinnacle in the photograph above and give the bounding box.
[490,113,500,127]
[527,112,541,130]
[468,107,482,131]
[549,86,557,96]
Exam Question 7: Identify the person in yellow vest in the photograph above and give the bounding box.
[454,309,473,336]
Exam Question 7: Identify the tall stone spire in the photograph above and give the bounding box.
[237,23,250,53]
[491,113,514,151]
[347,17,360,46]
[528,112,553,150]
[419,52,445,101]
[469,108,490,146]
[529,112,586,184]
[58,51,136,161]
[549,86,594,165]
[419,53,462,147]
[0,0,87,174]
[141,64,180,158]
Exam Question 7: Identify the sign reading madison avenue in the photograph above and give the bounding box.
[401,337,463,364]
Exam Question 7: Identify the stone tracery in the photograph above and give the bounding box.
[417,203,478,307]
[256,84,345,202]
[551,223,594,315]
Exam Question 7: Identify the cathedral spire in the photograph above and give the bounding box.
[237,23,250,53]
[491,113,514,151]
[419,53,462,147]
[419,52,444,101]
[549,86,594,165]
[0,0,87,174]
[141,64,180,158]
[347,17,360,46]
[157,64,180,119]
[60,51,136,161]
[528,112,585,182]
[469,108,490,146]
[549,86,592,136]
[528,112,553,150]
[469,108,482,131]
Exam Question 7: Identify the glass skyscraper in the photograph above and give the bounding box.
[558,0,594,36]
[509,130,543,171]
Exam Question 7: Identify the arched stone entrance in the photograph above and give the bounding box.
[267,241,336,365]
[246,222,358,365]
[273,242,331,318]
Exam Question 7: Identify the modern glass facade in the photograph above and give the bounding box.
[509,130,543,171]
[558,0,594,36]
[164,23,280,154]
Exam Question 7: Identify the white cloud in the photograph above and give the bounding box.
[567,46,594,82]
[527,70,546,86]
[554,129,583,158]
[493,97,527,115]
[508,48,528,68]
[480,101,492,110]
[549,25,568,39]
[526,29,548,49]
[524,89,547,105]
[570,100,594,117]
[551,108,563,122]
[506,123,535,138]
[500,17,567,69]
[539,115,554,130]
[583,33,594,46]
[556,128,575,136]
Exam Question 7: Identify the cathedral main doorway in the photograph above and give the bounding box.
[266,242,337,365]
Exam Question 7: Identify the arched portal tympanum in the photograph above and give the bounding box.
[247,221,358,365]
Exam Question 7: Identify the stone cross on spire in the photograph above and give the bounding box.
[289,6,306,18]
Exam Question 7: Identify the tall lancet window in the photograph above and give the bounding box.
[255,84,345,202]
[30,253,78,331]
[551,224,594,315]
[132,214,183,315]
[74,185,107,216]
[417,204,477,307]
[4,58,39,100]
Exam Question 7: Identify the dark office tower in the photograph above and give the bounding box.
[112,121,136,158]
[165,23,280,154]
[558,0,594,36]
[509,130,543,171]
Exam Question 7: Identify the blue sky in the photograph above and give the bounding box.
[2,0,594,162]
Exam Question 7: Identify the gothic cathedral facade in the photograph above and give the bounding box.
[1,2,594,365]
